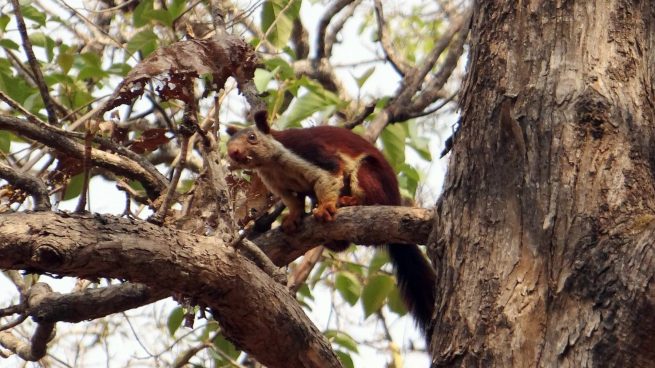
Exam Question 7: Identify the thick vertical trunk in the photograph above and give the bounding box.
[430,2,655,366]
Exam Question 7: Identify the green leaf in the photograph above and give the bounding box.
[57,52,74,74]
[23,92,44,113]
[26,32,55,62]
[78,66,108,81]
[0,15,10,32]
[335,351,355,368]
[355,66,375,88]
[63,173,84,201]
[128,180,145,195]
[407,121,432,161]
[325,330,359,353]
[368,250,390,275]
[409,140,432,161]
[278,79,343,128]
[399,163,420,197]
[21,6,47,27]
[212,333,240,360]
[0,72,34,103]
[80,52,102,68]
[254,68,274,92]
[361,274,395,317]
[168,0,187,20]
[107,63,131,76]
[28,32,47,47]
[133,0,154,28]
[0,131,12,153]
[335,271,362,306]
[387,284,408,315]
[380,123,406,170]
[296,282,314,301]
[0,39,19,50]
[167,307,184,336]
[148,9,173,27]
[278,93,329,127]
[261,0,301,49]
[126,29,158,57]
[263,57,294,80]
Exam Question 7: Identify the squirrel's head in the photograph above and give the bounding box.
[226,110,275,168]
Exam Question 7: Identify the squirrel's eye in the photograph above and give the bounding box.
[247,133,257,142]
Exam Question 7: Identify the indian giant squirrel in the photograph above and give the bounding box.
[226,111,436,336]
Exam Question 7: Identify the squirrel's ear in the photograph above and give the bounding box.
[226,125,240,136]
[253,110,271,134]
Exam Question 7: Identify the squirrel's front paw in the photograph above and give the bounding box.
[313,201,337,222]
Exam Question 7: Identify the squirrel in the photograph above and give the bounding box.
[226,111,436,337]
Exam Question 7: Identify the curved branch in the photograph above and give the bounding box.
[374,0,410,76]
[0,283,55,361]
[0,211,340,368]
[324,0,362,58]
[0,162,51,211]
[0,115,168,199]
[291,19,310,60]
[9,0,58,126]
[408,22,469,113]
[315,0,354,60]
[365,9,471,141]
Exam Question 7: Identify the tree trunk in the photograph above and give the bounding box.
[430,2,654,367]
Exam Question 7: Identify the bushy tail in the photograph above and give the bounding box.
[387,243,436,337]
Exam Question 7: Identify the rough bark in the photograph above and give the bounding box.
[0,212,340,368]
[0,206,432,367]
[430,1,655,367]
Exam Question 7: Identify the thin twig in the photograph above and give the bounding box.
[149,102,194,224]
[374,0,410,76]
[9,0,58,126]
[0,92,46,126]
[315,0,354,59]
[75,122,96,213]
[404,91,458,120]
[344,102,376,129]
[0,315,28,333]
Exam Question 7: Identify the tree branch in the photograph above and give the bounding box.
[0,283,54,361]
[291,19,310,60]
[28,283,168,324]
[9,0,59,126]
[315,0,354,60]
[0,114,168,199]
[365,9,471,141]
[324,0,362,58]
[0,211,341,368]
[0,162,51,211]
[255,206,434,266]
[373,0,410,76]
[408,21,469,113]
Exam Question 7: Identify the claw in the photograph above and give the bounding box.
[313,201,337,222]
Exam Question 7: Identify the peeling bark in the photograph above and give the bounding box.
[430,1,655,367]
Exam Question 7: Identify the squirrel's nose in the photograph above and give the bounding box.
[227,146,242,161]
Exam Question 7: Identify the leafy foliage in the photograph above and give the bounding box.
[0,0,461,366]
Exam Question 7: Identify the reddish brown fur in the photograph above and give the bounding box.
[227,114,436,337]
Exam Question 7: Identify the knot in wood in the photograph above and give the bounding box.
[33,243,64,267]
